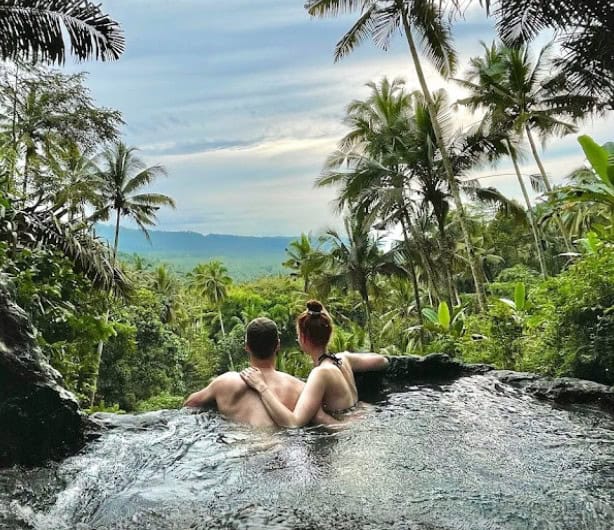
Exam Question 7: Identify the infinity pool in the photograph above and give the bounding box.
[1,375,613,529]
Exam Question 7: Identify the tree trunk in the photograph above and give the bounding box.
[90,209,121,407]
[400,15,487,311]
[399,214,425,349]
[362,288,375,351]
[525,125,573,251]
[507,140,548,277]
[218,308,226,337]
[8,64,19,193]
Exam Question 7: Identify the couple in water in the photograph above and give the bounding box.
[184,300,389,427]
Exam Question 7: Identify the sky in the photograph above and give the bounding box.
[67,0,612,237]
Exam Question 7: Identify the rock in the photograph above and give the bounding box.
[354,353,494,399]
[0,284,92,467]
[491,370,614,412]
[356,355,614,414]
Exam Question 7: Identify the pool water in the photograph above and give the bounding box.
[1,375,614,529]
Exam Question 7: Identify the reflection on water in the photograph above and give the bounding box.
[1,375,614,530]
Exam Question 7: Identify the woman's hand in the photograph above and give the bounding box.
[240,367,269,393]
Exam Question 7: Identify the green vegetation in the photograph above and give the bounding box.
[1,0,613,416]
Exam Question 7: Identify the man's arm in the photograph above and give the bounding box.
[342,353,389,373]
[184,379,217,408]
[241,367,327,428]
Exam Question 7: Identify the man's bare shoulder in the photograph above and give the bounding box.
[274,370,305,386]
[214,371,247,391]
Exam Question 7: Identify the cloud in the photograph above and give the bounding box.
[67,1,611,236]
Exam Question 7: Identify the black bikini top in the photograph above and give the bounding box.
[317,352,342,368]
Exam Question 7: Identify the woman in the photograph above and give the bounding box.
[240,300,389,427]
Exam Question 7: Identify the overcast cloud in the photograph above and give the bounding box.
[67,0,612,236]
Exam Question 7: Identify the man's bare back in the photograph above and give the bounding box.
[184,368,332,427]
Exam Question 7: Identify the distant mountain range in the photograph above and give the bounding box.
[94,224,296,279]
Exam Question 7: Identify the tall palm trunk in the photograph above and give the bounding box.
[400,14,487,311]
[8,64,19,193]
[506,140,548,277]
[219,307,234,370]
[90,208,121,407]
[525,125,573,251]
[218,308,226,337]
[399,214,425,348]
[361,284,375,351]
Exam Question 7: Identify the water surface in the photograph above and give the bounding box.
[1,375,614,529]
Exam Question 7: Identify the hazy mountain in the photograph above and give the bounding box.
[94,225,296,278]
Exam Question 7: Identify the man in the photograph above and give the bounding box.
[184,317,335,427]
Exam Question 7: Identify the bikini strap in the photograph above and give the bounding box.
[317,353,342,367]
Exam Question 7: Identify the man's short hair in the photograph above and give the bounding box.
[245,317,279,359]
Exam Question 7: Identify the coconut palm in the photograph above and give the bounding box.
[454,42,549,275]
[90,142,174,264]
[456,41,597,251]
[283,233,326,293]
[320,84,509,312]
[318,210,397,349]
[485,0,613,108]
[189,260,232,337]
[0,0,124,65]
[89,141,174,405]
[47,142,98,222]
[306,0,489,310]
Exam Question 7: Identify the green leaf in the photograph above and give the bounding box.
[499,298,516,310]
[438,301,451,331]
[514,282,526,312]
[578,135,609,181]
[421,307,438,325]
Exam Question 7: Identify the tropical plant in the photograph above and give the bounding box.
[317,210,396,349]
[456,41,597,252]
[188,261,233,367]
[89,141,174,405]
[306,0,489,310]
[421,301,465,338]
[91,142,174,263]
[0,0,125,65]
[484,0,614,108]
[0,67,122,198]
[319,82,509,312]
[282,232,326,293]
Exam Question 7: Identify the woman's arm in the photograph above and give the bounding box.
[342,353,389,373]
[240,367,327,428]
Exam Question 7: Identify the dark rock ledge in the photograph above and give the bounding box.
[0,284,93,468]
[354,354,614,414]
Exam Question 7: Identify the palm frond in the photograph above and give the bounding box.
[0,0,125,64]
[409,0,457,78]
[334,5,376,61]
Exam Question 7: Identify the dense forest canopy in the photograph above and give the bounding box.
[0,0,612,412]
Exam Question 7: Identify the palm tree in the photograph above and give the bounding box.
[318,210,395,349]
[282,233,326,293]
[485,0,613,108]
[0,0,124,65]
[47,142,99,222]
[89,141,174,405]
[456,41,597,251]
[306,0,489,310]
[91,142,174,264]
[189,261,232,335]
[455,42,550,276]
[320,83,508,312]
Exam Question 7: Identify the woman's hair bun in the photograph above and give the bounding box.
[306,300,323,313]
